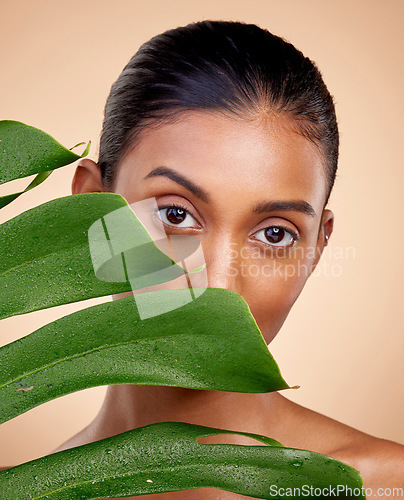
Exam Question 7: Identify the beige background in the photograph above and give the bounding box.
[0,0,403,465]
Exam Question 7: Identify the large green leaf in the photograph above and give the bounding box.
[0,122,365,499]
[0,122,90,209]
[0,421,365,499]
[0,287,290,423]
[0,192,190,320]
[0,120,87,185]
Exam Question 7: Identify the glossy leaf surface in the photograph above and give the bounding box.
[0,287,290,423]
[0,422,365,499]
[0,171,55,209]
[0,120,87,185]
[0,192,188,320]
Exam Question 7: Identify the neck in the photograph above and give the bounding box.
[90,384,284,444]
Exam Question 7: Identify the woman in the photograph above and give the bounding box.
[61,20,403,497]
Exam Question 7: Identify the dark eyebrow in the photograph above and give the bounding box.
[253,200,316,218]
[143,166,210,203]
[143,166,316,217]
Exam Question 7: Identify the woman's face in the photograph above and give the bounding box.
[80,111,334,343]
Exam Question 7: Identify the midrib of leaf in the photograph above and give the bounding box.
[0,239,85,279]
[0,329,220,389]
[26,453,289,500]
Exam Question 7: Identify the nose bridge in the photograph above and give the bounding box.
[203,234,243,292]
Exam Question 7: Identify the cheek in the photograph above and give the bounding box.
[241,258,311,344]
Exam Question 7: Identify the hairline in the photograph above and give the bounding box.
[103,107,332,205]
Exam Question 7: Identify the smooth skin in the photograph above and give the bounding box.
[57,111,404,498]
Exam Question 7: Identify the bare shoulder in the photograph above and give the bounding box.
[276,395,404,489]
[333,433,404,490]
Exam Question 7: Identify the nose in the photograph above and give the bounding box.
[202,236,242,294]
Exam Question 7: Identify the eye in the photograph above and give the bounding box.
[154,203,198,228]
[252,225,299,248]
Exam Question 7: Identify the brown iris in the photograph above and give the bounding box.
[264,227,285,244]
[166,207,187,224]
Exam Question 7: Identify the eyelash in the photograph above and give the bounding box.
[253,225,300,249]
[154,202,198,228]
[154,203,300,248]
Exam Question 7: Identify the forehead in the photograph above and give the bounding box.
[115,111,328,212]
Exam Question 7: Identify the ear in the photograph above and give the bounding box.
[309,208,334,276]
[71,158,106,195]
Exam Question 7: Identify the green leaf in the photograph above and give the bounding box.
[0,120,88,185]
[0,170,53,209]
[0,421,365,499]
[0,121,91,209]
[69,140,91,157]
[0,192,189,320]
[0,287,290,423]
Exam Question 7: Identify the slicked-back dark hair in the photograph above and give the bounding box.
[98,20,339,207]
